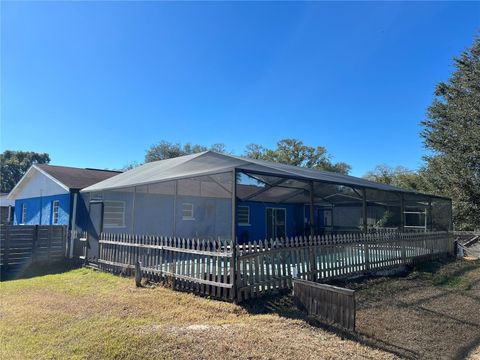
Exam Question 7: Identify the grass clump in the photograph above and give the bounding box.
[413,258,477,289]
[0,268,395,360]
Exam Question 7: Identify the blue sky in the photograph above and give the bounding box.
[1,2,479,176]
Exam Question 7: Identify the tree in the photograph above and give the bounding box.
[421,37,480,230]
[145,141,227,163]
[244,139,351,174]
[0,150,50,193]
[363,164,430,191]
[121,161,141,171]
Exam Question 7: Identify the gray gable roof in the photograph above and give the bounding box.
[81,151,447,199]
[35,164,121,190]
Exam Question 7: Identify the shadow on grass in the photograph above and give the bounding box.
[240,292,419,359]
[1,260,81,281]
[455,334,480,359]
[240,258,480,360]
[413,257,480,283]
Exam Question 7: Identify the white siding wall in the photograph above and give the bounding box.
[14,170,69,200]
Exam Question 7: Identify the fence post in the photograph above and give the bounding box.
[308,236,317,282]
[4,225,10,272]
[63,226,68,258]
[84,234,89,266]
[33,225,39,264]
[64,226,67,258]
[135,260,142,287]
[158,237,164,277]
[364,240,370,272]
[171,238,176,289]
[47,225,53,262]
[232,241,239,302]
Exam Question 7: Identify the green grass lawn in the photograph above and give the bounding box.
[0,267,395,360]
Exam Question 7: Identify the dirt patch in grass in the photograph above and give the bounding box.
[346,258,480,360]
[1,268,396,360]
[242,258,480,360]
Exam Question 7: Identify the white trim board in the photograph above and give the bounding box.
[8,165,69,200]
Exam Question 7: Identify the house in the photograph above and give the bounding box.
[0,193,15,224]
[8,164,121,229]
[80,151,452,261]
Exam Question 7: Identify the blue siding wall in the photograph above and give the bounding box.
[74,191,102,234]
[75,192,91,232]
[237,201,306,243]
[14,194,70,225]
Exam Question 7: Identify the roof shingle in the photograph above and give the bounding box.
[36,164,121,190]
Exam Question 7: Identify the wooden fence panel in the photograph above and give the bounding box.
[72,230,453,303]
[237,231,453,301]
[0,225,68,273]
[293,278,356,331]
[97,233,234,300]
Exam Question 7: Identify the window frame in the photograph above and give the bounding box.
[52,200,60,224]
[182,203,195,220]
[103,200,126,228]
[237,205,250,226]
[404,210,427,230]
[266,207,287,240]
[21,203,27,224]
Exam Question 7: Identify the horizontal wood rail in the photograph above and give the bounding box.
[97,233,235,300]
[74,231,453,303]
[98,239,233,257]
[1,225,68,273]
[236,231,453,301]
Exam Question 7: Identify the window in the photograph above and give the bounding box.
[238,206,250,225]
[21,204,27,224]
[321,209,332,227]
[266,208,286,239]
[182,203,194,220]
[52,200,59,224]
[404,210,427,229]
[103,201,125,227]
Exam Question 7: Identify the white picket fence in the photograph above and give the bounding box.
[98,234,235,300]
[235,231,453,301]
[90,231,453,302]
